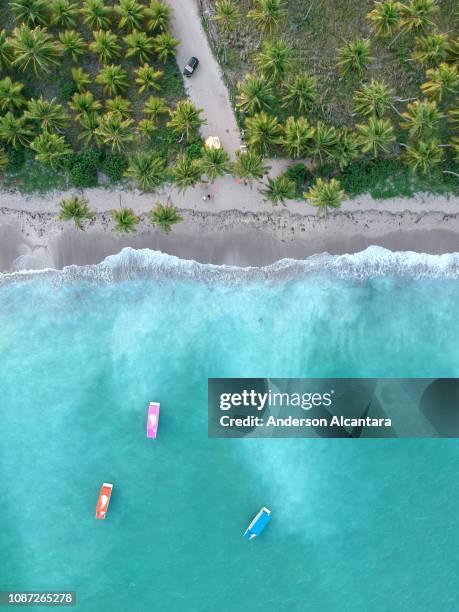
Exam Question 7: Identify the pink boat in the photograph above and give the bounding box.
[147,402,160,438]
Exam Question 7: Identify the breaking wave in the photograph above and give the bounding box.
[2,245,459,285]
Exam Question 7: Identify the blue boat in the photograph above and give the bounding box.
[244,507,271,540]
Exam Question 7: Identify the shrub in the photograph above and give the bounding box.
[101,153,128,182]
[5,145,25,170]
[68,148,103,188]
[60,80,78,101]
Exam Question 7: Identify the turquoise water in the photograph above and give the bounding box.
[1,247,459,611]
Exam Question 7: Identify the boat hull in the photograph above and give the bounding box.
[95,483,113,519]
[244,507,271,540]
[147,402,160,438]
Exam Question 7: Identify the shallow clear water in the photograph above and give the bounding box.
[1,248,459,611]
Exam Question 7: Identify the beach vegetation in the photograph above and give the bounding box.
[304,177,346,218]
[199,146,231,182]
[244,111,282,156]
[247,0,287,36]
[125,151,166,190]
[149,202,182,233]
[232,149,270,186]
[172,154,202,192]
[59,195,94,229]
[112,206,140,232]
[236,74,274,115]
[145,1,171,33]
[262,174,296,205]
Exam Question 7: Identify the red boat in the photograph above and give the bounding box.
[95,483,113,519]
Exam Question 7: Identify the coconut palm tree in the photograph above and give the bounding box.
[412,33,448,66]
[236,74,273,115]
[145,1,170,32]
[149,203,182,233]
[59,195,94,229]
[96,64,129,95]
[0,112,32,148]
[232,149,270,186]
[337,38,373,76]
[303,177,346,219]
[10,0,48,26]
[30,131,72,166]
[77,112,101,146]
[125,151,166,190]
[167,100,205,141]
[0,148,8,170]
[114,0,145,31]
[421,63,458,102]
[80,0,112,29]
[254,39,291,82]
[244,111,282,155]
[335,128,360,169]
[308,121,338,165]
[0,77,26,112]
[0,30,14,70]
[89,30,120,63]
[59,30,87,61]
[282,73,318,113]
[95,111,134,151]
[352,79,394,117]
[452,136,459,162]
[399,0,438,33]
[11,26,62,75]
[112,207,139,233]
[262,175,295,206]
[247,0,287,36]
[400,99,442,138]
[356,117,395,157]
[50,0,78,27]
[404,138,443,173]
[24,97,70,133]
[213,0,240,62]
[282,116,314,159]
[367,1,401,38]
[69,91,102,120]
[137,118,156,139]
[173,154,202,192]
[143,95,168,120]
[124,31,152,62]
[153,32,179,63]
[71,67,91,92]
[135,65,163,93]
[200,146,231,182]
[106,96,132,117]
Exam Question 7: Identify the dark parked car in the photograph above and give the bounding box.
[183,57,199,77]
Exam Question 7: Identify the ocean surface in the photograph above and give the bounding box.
[1,246,459,612]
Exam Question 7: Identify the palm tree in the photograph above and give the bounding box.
[404,138,443,173]
[200,146,231,182]
[149,203,182,233]
[96,64,129,95]
[10,0,48,26]
[125,152,166,190]
[135,65,163,93]
[172,154,202,192]
[412,33,448,66]
[303,177,346,219]
[254,39,291,82]
[59,30,87,61]
[106,96,132,117]
[71,67,91,92]
[137,118,156,138]
[0,30,14,70]
[143,95,168,120]
[213,0,240,62]
[95,111,134,151]
[308,121,338,165]
[400,99,442,138]
[232,149,270,186]
[399,0,438,33]
[262,175,295,206]
[0,148,8,170]
[337,38,373,76]
[367,1,401,38]
[112,207,140,233]
[51,0,78,28]
[282,116,314,159]
[336,128,360,169]
[356,117,395,157]
[452,136,459,162]
[114,0,145,31]
[0,112,32,148]
[167,100,205,141]
[69,91,102,120]
[353,79,394,117]
[77,112,101,146]
[421,63,458,102]
[89,30,120,63]
[247,0,287,36]
[124,31,152,62]
[244,111,282,155]
[236,74,273,115]
[282,73,318,112]
[24,96,70,133]
[30,131,72,166]
[0,77,26,112]
[59,195,94,229]
[11,26,62,76]
[153,32,179,63]
[145,1,170,32]
[80,0,112,29]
